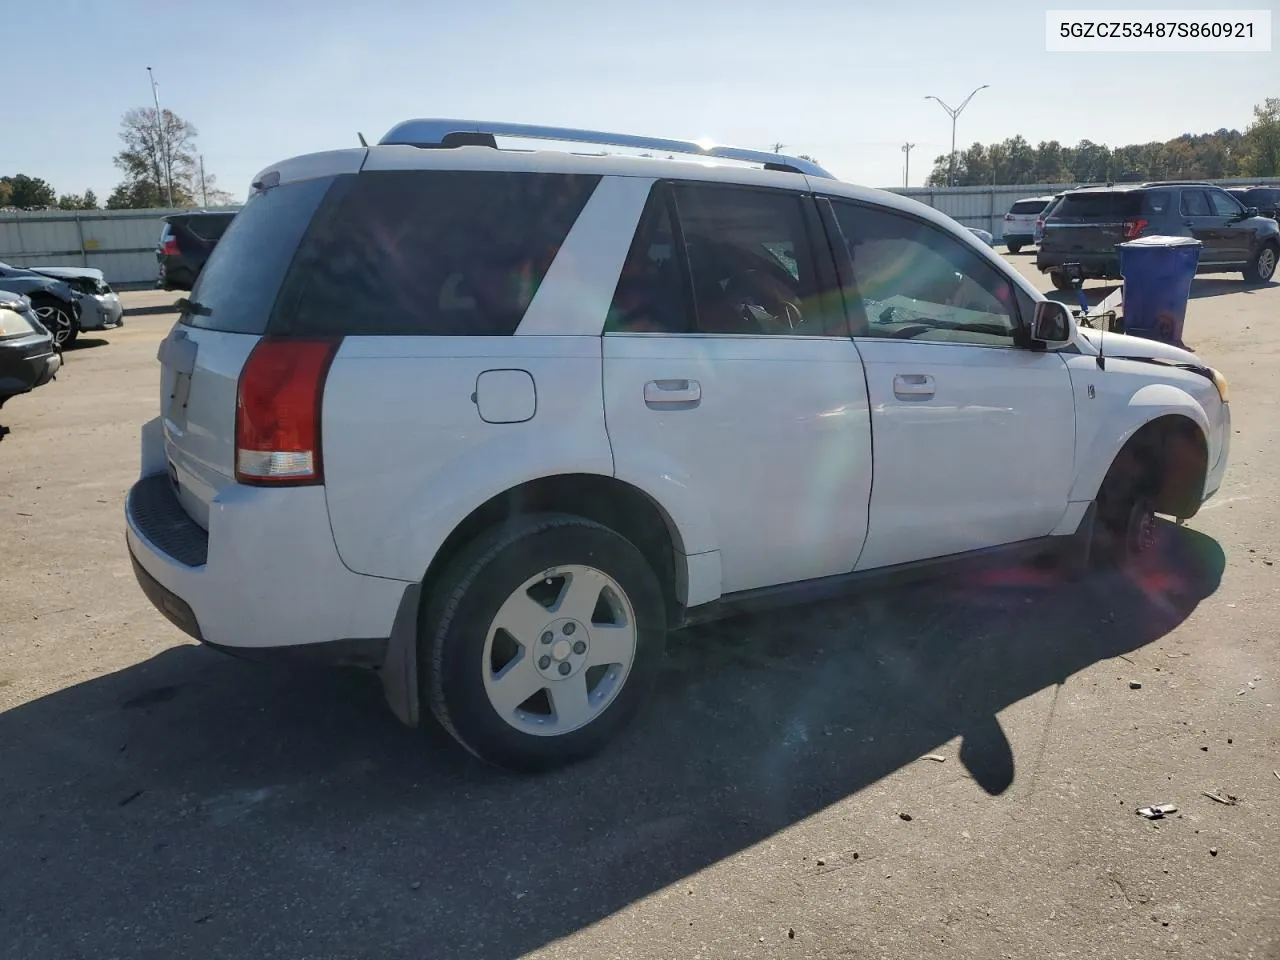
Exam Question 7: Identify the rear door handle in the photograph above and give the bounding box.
[893,373,935,400]
[644,379,701,409]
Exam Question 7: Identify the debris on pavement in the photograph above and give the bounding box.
[1137,804,1178,819]
[1129,681,1143,689]
[899,812,913,822]
[1210,847,1219,857]
[922,754,946,763]
[1202,791,1239,806]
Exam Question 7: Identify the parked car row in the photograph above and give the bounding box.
[1035,181,1280,289]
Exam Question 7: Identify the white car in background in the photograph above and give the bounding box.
[1002,195,1056,253]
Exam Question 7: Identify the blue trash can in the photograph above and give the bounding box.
[1118,235,1202,347]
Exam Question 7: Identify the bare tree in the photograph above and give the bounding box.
[108,107,201,209]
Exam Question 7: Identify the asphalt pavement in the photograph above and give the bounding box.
[0,263,1276,960]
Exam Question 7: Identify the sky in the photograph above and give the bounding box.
[4,0,1275,202]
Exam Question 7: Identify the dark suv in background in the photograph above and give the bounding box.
[1227,185,1280,220]
[156,210,238,291]
[1037,181,1279,289]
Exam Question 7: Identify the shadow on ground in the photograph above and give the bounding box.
[0,526,1224,959]
[64,337,110,351]
[124,304,179,318]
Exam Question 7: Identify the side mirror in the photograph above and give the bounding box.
[1245,206,1260,219]
[1030,300,1072,347]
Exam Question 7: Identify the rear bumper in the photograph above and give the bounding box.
[125,432,412,654]
[1036,251,1120,279]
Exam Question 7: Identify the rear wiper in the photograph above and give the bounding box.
[174,297,212,316]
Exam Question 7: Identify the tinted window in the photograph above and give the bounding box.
[1140,190,1172,215]
[182,176,334,334]
[1009,200,1048,215]
[1055,192,1141,219]
[1181,190,1212,217]
[274,171,599,337]
[605,188,693,334]
[1208,190,1243,217]
[183,214,236,242]
[829,201,1021,346]
[671,183,832,336]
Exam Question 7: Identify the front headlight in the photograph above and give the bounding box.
[1210,367,1229,404]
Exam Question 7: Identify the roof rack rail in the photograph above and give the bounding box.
[377,119,835,179]
[1139,179,1213,187]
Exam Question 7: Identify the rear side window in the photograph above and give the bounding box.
[182,176,335,334]
[274,171,600,337]
[1009,200,1047,215]
[1180,190,1212,217]
[1140,190,1171,215]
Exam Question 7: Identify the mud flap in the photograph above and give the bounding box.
[379,582,422,727]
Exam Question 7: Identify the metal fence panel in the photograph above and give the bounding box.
[0,207,241,286]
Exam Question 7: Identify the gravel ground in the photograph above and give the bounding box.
[0,263,1277,960]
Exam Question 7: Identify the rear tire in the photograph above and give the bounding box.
[1006,242,1023,255]
[421,513,667,773]
[1242,242,1277,285]
[1049,271,1073,292]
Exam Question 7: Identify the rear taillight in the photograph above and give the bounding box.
[235,339,340,486]
[1123,218,1148,239]
[162,238,180,256]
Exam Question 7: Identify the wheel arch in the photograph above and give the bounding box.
[1078,402,1211,521]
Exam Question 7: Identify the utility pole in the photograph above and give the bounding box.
[199,155,208,207]
[770,142,787,153]
[901,142,916,187]
[925,85,989,187]
[147,66,175,208]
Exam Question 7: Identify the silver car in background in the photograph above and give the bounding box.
[23,266,124,335]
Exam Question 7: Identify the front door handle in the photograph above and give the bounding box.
[893,373,935,400]
[644,379,701,409]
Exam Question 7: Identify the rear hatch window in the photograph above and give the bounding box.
[183,214,236,242]
[1009,199,1048,215]
[271,170,600,337]
[1053,192,1139,220]
[181,177,334,335]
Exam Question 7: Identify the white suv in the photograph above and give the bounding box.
[1002,195,1056,253]
[126,120,1231,772]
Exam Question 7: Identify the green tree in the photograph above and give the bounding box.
[0,174,57,208]
[1240,97,1280,177]
[108,106,201,209]
[56,189,99,210]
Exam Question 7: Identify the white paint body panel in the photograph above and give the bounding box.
[128,419,408,649]
[853,340,1077,570]
[323,336,614,582]
[603,333,873,594]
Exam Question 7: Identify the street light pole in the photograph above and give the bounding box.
[924,85,989,187]
[147,66,175,208]
[901,142,915,187]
